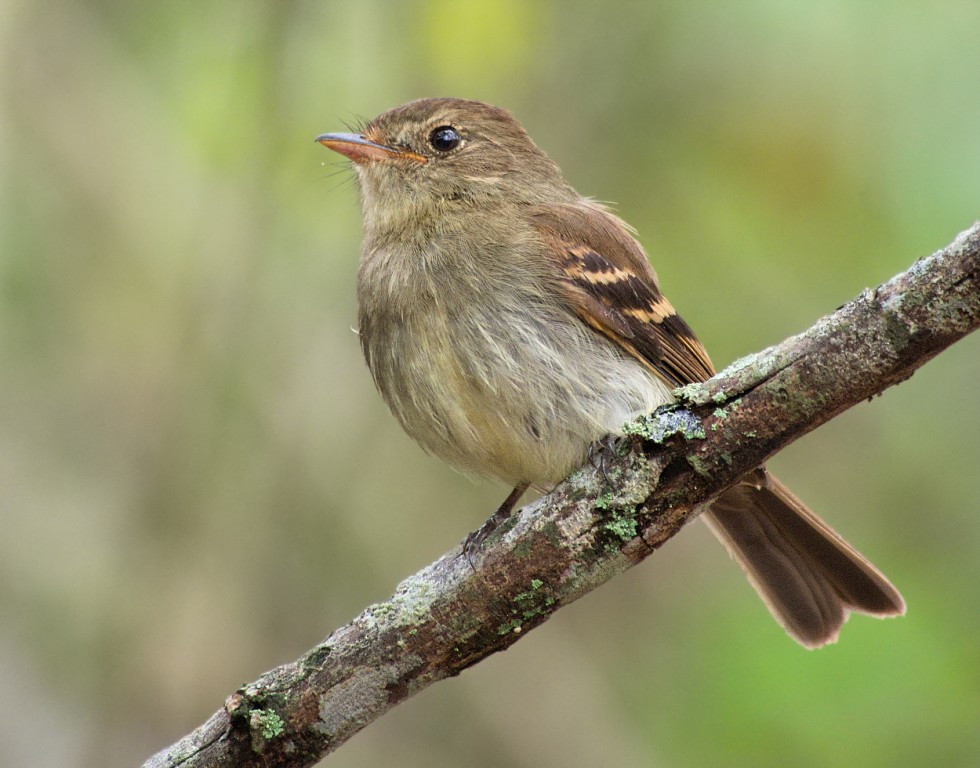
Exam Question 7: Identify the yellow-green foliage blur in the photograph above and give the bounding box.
[2,2,978,767]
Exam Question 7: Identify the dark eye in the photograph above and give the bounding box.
[428,126,461,152]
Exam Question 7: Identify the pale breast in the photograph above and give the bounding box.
[358,257,674,486]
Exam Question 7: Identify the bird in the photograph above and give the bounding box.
[316,97,905,648]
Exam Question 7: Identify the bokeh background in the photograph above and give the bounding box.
[2,1,978,766]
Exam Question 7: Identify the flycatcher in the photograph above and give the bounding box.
[317,98,904,648]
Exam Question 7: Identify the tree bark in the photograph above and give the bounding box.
[144,224,980,768]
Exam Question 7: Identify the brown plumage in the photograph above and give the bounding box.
[532,203,714,386]
[318,97,905,647]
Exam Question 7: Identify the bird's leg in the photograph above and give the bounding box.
[463,482,530,568]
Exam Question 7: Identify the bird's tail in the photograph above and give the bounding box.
[702,469,905,648]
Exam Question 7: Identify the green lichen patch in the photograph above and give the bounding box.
[497,618,523,635]
[594,491,615,510]
[672,382,708,405]
[589,456,654,552]
[252,709,285,740]
[602,506,639,542]
[594,491,642,552]
[498,579,556,634]
[686,452,712,477]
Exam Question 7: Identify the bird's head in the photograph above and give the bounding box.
[317,98,576,234]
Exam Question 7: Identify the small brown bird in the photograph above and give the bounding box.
[317,98,905,647]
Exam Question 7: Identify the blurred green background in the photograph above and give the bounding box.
[2,1,978,766]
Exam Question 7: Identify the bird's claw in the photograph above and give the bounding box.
[589,435,624,485]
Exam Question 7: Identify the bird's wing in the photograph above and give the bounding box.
[530,202,715,387]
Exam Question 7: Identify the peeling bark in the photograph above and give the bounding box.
[144,224,980,768]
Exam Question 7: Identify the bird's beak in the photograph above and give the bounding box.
[315,132,426,165]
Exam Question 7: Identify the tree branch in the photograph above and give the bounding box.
[144,224,980,768]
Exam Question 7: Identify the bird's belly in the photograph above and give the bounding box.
[364,304,675,486]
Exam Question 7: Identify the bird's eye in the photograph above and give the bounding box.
[428,126,461,152]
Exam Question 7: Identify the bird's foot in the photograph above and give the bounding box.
[462,483,529,569]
